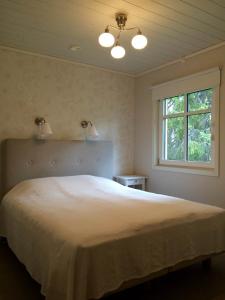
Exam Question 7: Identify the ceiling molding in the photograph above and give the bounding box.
[0,45,135,78]
[136,41,225,78]
[1,41,225,80]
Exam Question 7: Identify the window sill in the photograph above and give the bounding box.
[152,164,218,176]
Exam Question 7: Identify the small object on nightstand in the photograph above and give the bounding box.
[113,175,148,191]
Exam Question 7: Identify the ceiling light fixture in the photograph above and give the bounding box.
[98,13,148,59]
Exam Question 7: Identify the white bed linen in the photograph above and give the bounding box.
[1,175,225,300]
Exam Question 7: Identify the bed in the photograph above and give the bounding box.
[1,139,225,300]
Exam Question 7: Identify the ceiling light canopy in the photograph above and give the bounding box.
[98,13,148,59]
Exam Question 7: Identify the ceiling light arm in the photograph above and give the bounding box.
[105,24,118,31]
[106,24,141,33]
[125,27,142,34]
[115,31,122,45]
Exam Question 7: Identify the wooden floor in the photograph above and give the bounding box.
[1,241,225,300]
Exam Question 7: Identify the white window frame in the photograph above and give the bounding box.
[152,68,220,176]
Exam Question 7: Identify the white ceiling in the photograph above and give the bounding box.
[1,0,225,75]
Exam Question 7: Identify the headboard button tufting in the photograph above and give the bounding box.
[75,159,83,165]
[50,160,57,167]
[74,161,79,167]
[26,160,34,168]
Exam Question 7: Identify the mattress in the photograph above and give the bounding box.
[1,175,225,300]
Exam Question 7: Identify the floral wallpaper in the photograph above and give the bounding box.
[0,47,135,195]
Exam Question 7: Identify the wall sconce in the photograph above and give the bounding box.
[81,120,99,139]
[35,117,53,140]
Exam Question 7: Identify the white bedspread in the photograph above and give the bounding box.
[1,175,225,300]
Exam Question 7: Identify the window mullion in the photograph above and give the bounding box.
[163,112,184,119]
[186,108,211,116]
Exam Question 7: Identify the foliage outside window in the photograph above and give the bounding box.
[161,89,212,164]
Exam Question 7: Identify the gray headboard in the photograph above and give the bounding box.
[2,139,113,194]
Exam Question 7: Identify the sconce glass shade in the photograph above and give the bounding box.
[88,123,99,138]
[111,45,125,59]
[131,34,148,49]
[37,122,53,140]
[81,120,99,140]
[98,32,115,47]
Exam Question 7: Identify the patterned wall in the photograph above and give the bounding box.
[0,47,135,195]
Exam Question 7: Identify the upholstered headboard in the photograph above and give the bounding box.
[2,139,113,194]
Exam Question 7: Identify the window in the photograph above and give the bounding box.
[152,68,220,176]
[161,89,212,162]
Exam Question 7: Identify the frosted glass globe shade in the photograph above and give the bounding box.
[98,32,115,47]
[131,34,148,49]
[111,45,126,59]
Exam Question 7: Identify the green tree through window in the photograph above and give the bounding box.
[162,89,212,162]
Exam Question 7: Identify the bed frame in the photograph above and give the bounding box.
[1,138,222,298]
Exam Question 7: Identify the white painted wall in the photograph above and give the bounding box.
[134,45,225,208]
[0,47,135,197]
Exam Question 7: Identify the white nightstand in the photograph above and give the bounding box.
[113,175,148,191]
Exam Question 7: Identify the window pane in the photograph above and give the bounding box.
[164,117,185,160]
[163,95,184,115]
[188,113,211,162]
[188,89,212,112]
